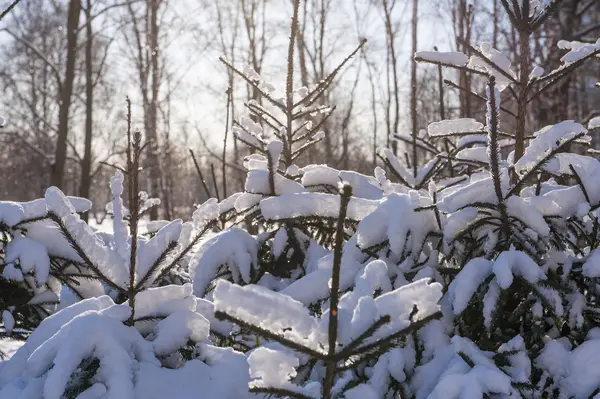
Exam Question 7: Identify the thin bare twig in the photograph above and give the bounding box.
[210,163,220,201]
[0,0,21,21]
[189,149,212,198]
[222,87,232,200]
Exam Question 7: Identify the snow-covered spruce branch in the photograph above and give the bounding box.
[219,56,285,112]
[413,54,489,78]
[46,212,126,294]
[443,78,517,118]
[457,37,518,85]
[150,220,217,285]
[506,131,588,197]
[529,47,600,102]
[213,185,443,398]
[292,39,367,111]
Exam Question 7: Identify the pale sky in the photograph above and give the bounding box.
[110,0,461,151]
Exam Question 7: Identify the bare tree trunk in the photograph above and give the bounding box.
[515,1,531,162]
[492,0,499,49]
[456,0,472,118]
[410,0,419,177]
[363,53,378,169]
[295,0,309,89]
[159,91,173,220]
[146,0,161,220]
[214,0,243,191]
[51,0,81,189]
[382,0,400,155]
[79,0,93,221]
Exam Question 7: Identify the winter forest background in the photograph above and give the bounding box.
[1,0,597,219]
[2,0,600,398]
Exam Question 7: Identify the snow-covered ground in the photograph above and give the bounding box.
[0,339,23,360]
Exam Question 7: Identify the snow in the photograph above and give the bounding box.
[151,310,209,356]
[110,171,129,266]
[244,154,267,171]
[455,147,487,163]
[279,254,361,305]
[372,278,443,340]
[438,176,501,212]
[447,258,493,315]
[45,187,76,218]
[498,335,530,382]
[537,284,564,317]
[529,184,587,218]
[260,192,379,221]
[514,121,588,175]
[24,307,151,399]
[378,147,415,185]
[505,195,550,236]
[482,279,500,329]
[312,130,325,141]
[213,280,325,349]
[492,249,545,289]
[338,260,392,340]
[134,284,194,321]
[247,347,300,391]
[134,350,250,399]
[467,42,516,90]
[414,51,469,67]
[558,39,600,64]
[192,198,219,229]
[589,116,600,130]
[19,196,92,221]
[234,192,262,212]
[536,338,570,381]
[189,228,258,296]
[0,296,115,386]
[345,383,378,399]
[4,19,600,398]
[0,202,24,227]
[2,263,23,282]
[295,86,309,98]
[300,165,382,199]
[29,291,59,305]
[245,169,305,195]
[0,339,23,360]
[456,134,488,148]
[135,219,183,287]
[272,227,288,258]
[427,118,484,137]
[583,247,600,278]
[5,235,50,285]
[1,312,14,335]
[538,339,600,399]
[267,140,283,165]
[338,171,382,200]
[543,152,598,176]
[443,207,478,242]
[0,291,250,399]
[44,186,130,288]
[421,336,514,399]
[356,192,438,259]
[567,292,585,329]
[233,126,263,148]
[529,66,544,80]
[242,64,260,81]
[194,298,233,336]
